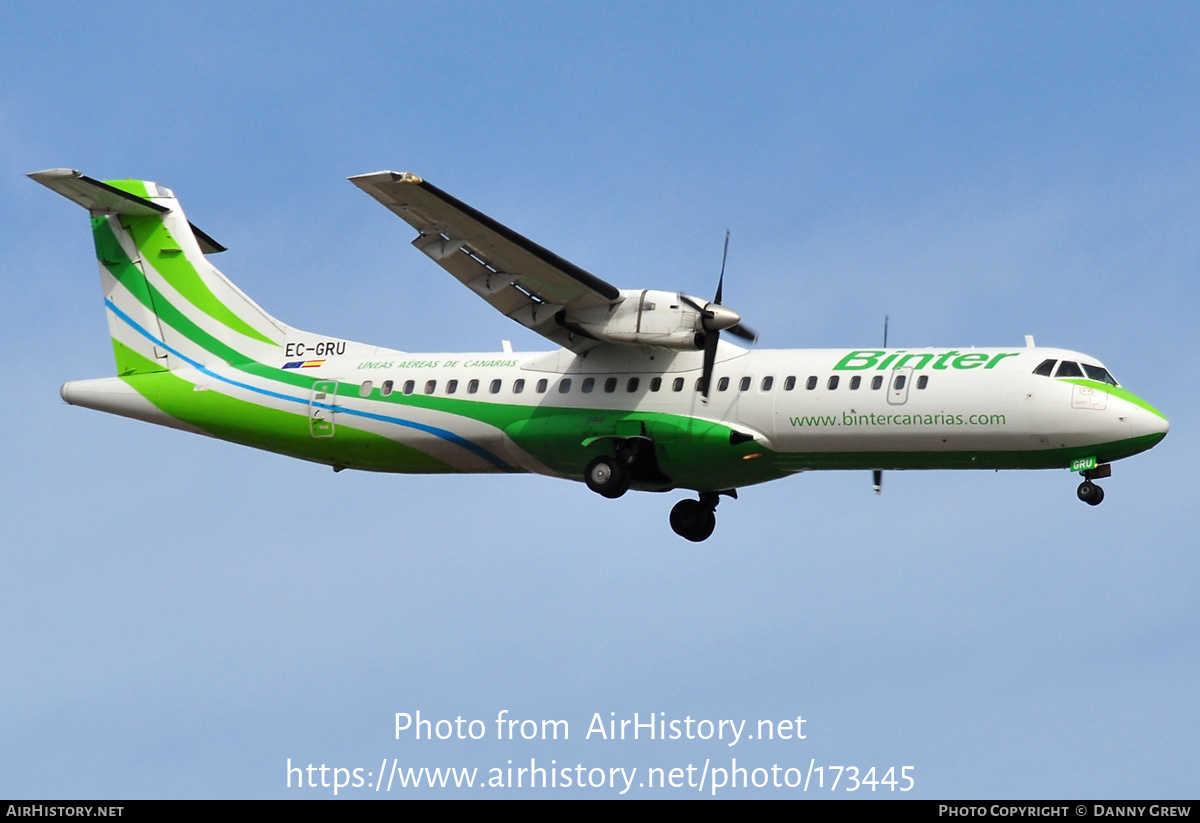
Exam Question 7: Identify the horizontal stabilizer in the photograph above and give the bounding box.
[29,168,167,216]
[28,168,225,254]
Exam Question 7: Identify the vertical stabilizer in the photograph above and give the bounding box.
[29,169,286,375]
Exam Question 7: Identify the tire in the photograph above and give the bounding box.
[1077,481,1104,506]
[670,499,716,542]
[585,456,628,499]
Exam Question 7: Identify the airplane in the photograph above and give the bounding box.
[31,168,1170,541]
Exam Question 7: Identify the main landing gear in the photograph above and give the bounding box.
[585,455,629,499]
[582,438,729,541]
[584,436,667,501]
[670,492,724,542]
[1076,463,1112,507]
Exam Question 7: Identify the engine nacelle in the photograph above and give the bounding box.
[561,289,710,349]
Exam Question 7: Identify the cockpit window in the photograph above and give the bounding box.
[1033,359,1056,377]
[1054,361,1083,378]
[1082,364,1119,386]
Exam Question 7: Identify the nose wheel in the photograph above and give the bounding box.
[670,492,724,542]
[1076,463,1111,506]
[1077,480,1105,506]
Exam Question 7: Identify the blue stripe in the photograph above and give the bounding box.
[105,299,520,472]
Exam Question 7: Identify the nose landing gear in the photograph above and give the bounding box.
[670,491,728,542]
[1077,480,1105,506]
[1076,463,1111,507]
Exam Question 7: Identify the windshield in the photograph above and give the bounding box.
[1082,363,1119,386]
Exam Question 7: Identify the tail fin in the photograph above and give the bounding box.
[29,169,285,375]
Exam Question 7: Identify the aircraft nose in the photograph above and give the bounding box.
[1131,401,1169,444]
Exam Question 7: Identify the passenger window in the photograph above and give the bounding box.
[827,376,839,390]
[446,379,458,395]
[559,378,572,393]
[673,377,684,392]
[468,379,479,394]
[536,379,548,393]
[718,377,730,392]
[1033,359,1057,377]
[806,376,817,390]
[871,375,883,390]
[381,380,394,396]
[582,377,595,393]
[403,380,415,395]
[849,376,861,390]
[784,376,796,391]
[739,376,751,391]
[627,377,640,392]
[489,379,501,394]
[650,377,662,392]
[696,378,704,392]
[359,381,373,397]
[762,376,774,391]
[604,377,617,393]
[894,375,907,390]
[1055,361,1083,378]
[513,379,525,394]
[917,375,928,389]
[425,380,437,394]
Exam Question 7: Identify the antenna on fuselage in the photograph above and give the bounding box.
[875,315,889,495]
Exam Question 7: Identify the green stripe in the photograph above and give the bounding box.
[121,215,278,346]
[103,179,153,199]
[770,432,1167,472]
[1061,378,1168,421]
[114,342,451,473]
[95,218,309,387]
[92,216,167,376]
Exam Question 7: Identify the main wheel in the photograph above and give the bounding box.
[1077,480,1105,506]
[585,456,629,499]
[670,499,717,542]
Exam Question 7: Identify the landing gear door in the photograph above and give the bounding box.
[309,380,338,438]
[887,367,913,406]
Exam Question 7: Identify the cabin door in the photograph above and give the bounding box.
[887,367,913,406]
[309,380,339,438]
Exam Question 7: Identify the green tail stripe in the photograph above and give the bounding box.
[92,215,168,376]
[120,215,278,346]
[103,179,153,199]
[95,217,307,386]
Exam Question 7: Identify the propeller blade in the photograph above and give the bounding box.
[699,330,720,400]
[679,293,711,317]
[714,230,729,305]
[727,323,757,343]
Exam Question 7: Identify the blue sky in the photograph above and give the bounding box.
[2,2,1197,798]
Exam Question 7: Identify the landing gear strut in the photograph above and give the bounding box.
[670,492,722,542]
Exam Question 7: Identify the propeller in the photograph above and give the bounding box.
[681,231,758,399]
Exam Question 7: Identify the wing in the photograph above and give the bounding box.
[349,171,621,352]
